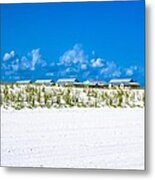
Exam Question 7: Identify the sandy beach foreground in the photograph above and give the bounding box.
[1,108,144,169]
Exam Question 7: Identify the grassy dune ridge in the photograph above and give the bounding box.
[0,84,144,109]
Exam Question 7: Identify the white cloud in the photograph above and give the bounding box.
[21,56,31,70]
[31,49,41,70]
[59,44,124,79]
[3,50,15,61]
[2,48,45,74]
[125,66,138,76]
[92,50,95,56]
[3,53,11,61]
[66,67,71,73]
[99,61,122,78]
[91,58,104,68]
[112,70,121,77]
[46,72,54,77]
[10,51,15,57]
[126,69,133,76]
[11,58,20,71]
[59,44,142,79]
[81,64,87,70]
[2,45,143,82]
[60,44,87,65]
[100,61,116,75]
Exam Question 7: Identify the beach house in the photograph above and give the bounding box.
[16,80,33,84]
[57,78,79,86]
[83,80,107,88]
[109,78,140,88]
[35,79,55,85]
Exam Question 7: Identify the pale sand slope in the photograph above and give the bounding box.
[1,108,144,170]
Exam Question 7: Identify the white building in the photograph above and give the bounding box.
[35,79,54,85]
[83,80,107,87]
[109,78,140,88]
[57,78,79,86]
[16,80,32,84]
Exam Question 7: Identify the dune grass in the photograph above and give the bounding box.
[0,84,144,110]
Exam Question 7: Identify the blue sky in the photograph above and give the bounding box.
[1,1,145,86]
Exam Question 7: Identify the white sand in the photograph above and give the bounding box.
[1,108,144,170]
